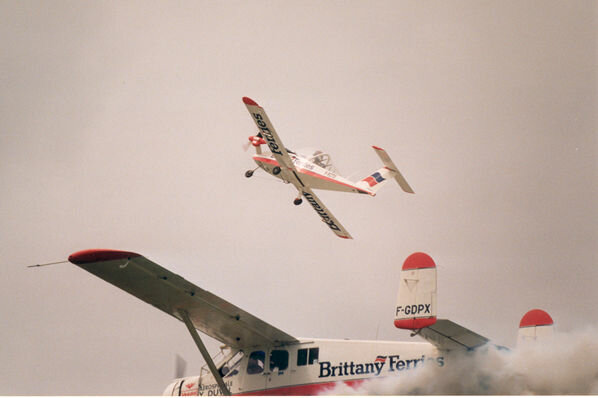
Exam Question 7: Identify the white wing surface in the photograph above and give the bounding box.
[68,249,299,349]
[243,97,296,171]
[301,187,352,239]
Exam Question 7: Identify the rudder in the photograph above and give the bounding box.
[517,309,554,346]
[394,252,437,330]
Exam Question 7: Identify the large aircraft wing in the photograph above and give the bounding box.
[419,319,490,351]
[243,97,296,171]
[68,249,299,349]
[301,187,353,239]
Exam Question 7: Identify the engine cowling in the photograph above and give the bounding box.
[248,135,266,147]
[163,376,200,396]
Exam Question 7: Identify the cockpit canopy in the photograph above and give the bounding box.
[296,148,339,174]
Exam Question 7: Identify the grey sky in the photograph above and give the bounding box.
[1,0,596,395]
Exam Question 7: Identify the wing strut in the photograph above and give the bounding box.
[179,309,231,396]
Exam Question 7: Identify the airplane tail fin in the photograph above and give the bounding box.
[394,252,437,330]
[355,146,414,195]
[517,309,554,346]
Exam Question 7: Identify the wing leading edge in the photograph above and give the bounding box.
[243,97,296,172]
[68,249,298,349]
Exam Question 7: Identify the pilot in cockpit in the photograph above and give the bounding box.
[311,150,331,170]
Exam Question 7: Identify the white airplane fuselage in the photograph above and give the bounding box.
[252,153,373,195]
[164,338,442,396]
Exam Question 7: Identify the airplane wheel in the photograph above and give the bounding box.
[245,170,254,178]
[293,198,302,206]
[273,166,281,175]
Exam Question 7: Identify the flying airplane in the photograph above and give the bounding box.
[242,97,414,239]
[66,249,554,396]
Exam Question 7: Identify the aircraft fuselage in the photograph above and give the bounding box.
[164,338,441,396]
[252,153,372,195]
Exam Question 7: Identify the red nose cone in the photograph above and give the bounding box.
[68,249,141,265]
[402,252,436,270]
[249,136,266,147]
[519,309,554,328]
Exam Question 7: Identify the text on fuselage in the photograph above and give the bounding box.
[395,304,431,316]
[318,355,444,378]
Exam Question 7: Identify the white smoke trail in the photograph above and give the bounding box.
[324,327,598,395]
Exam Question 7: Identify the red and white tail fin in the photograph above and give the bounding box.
[394,252,437,330]
[517,309,554,346]
[356,146,414,195]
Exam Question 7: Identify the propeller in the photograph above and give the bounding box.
[174,354,187,379]
[244,135,266,151]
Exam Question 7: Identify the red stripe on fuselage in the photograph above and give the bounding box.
[253,156,373,195]
[237,379,365,395]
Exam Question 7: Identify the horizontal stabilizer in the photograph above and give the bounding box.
[372,146,414,194]
[419,319,490,351]
[68,249,298,349]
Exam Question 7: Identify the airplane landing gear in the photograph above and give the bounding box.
[272,166,281,175]
[293,196,303,206]
[245,166,259,178]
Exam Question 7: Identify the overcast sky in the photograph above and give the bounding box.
[1,0,596,395]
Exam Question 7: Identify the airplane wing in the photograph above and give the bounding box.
[419,319,490,351]
[243,97,296,171]
[301,187,353,239]
[68,249,299,349]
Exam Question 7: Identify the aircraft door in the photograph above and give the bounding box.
[265,348,291,391]
[240,350,267,393]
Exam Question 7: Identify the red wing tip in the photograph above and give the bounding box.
[402,252,436,270]
[519,309,554,328]
[372,145,384,151]
[242,97,259,106]
[68,249,141,265]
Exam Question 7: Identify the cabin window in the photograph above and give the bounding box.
[269,350,289,372]
[220,351,243,378]
[297,347,319,366]
[308,347,319,364]
[247,350,265,375]
[297,349,308,366]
